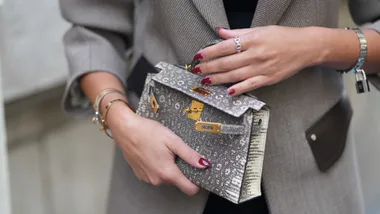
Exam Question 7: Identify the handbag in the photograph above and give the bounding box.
[136,61,270,204]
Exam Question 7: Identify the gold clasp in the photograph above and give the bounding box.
[195,121,221,134]
[185,64,192,71]
[183,108,202,113]
[184,100,204,121]
[150,94,159,113]
[191,86,212,97]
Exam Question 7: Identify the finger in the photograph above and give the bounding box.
[217,28,254,39]
[192,35,249,62]
[134,168,149,182]
[192,51,251,75]
[169,167,200,196]
[136,171,149,183]
[201,66,258,86]
[167,135,211,168]
[227,75,270,96]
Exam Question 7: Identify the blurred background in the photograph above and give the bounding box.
[0,0,379,214]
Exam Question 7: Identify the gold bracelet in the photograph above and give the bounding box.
[101,98,135,139]
[93,88,124,110]
[92,88,124,125]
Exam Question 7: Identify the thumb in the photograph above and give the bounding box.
[168,136,212,169]
[217,27,253,39]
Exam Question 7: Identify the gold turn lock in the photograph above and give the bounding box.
[183,108,202,113]
[195,121,222,134]
[184,100,204,121]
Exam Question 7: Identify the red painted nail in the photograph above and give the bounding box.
[201,77,212,85]
[193,53,204,61]
[191,66,202,74]
[228,89,236,95]
[215,26,227,31]
[198,157,211,167]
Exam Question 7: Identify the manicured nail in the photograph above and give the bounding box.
[191,66,202,74]
[201,77,212,85]
[228,89,236,95]
[193,53,204,61]
[198,157,211,167]
[215,26,227,31]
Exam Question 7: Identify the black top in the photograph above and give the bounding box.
[203,1,270,214]
[223,0,259,29]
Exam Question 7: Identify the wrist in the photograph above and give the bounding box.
[99,92,126,115]
[105,100,138,130]
[302,26,334,66]
[311,27,361,69]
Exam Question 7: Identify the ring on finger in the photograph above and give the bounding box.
[233,36,242,53]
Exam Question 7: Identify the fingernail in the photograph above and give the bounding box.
[198,157,211,167]
[191,66,202,74]
[201,77,212,85]
[193,53,204,61]
[228,89,236,95]
[215,26,227,31]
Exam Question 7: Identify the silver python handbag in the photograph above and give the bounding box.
[136,61,270,204]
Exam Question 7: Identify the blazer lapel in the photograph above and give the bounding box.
[192,0,293,29]
[191,0,230,30]
[251,0,293,27]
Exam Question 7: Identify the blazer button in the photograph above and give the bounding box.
[310,134,317,141]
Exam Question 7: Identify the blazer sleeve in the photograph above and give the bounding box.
[348,0,380,90]
[59,0,134,117]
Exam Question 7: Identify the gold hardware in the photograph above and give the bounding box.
[191,86,212,97]
[195,122,221,134]
[150,95,159,113]
[185,59,201,71]
[183,108,202,113]
[184,100,204,121]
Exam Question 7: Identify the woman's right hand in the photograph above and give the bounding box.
[105,102,211,196]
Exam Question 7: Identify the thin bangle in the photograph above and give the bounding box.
[102,98,135,139]
[92,89,124,125]
[95,89,124,111]
[94,88,115,109]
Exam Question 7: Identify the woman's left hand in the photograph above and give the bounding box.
[191,26,326,95]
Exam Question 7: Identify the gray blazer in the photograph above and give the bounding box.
[60,0,380,213]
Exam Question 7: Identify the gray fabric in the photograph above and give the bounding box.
[59,0,380,213]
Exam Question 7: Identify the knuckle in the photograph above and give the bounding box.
[149,177,162,186]
[161,172,175,183]
[185,152,199,163]
[164,133,177,144]
[268,75,281,85]
[165,134,182,148]
[267,25,278,31]
[187,188,199,196]
[158,168,175,182]
[266,78,276,86]
[201,62,210,72]
[230,72,242,82]
[248,78,259,88]
[219,41,230,54]
[253,49,269,62]
[248,32,259,42]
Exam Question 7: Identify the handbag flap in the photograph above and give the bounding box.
[153,62,266,118]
